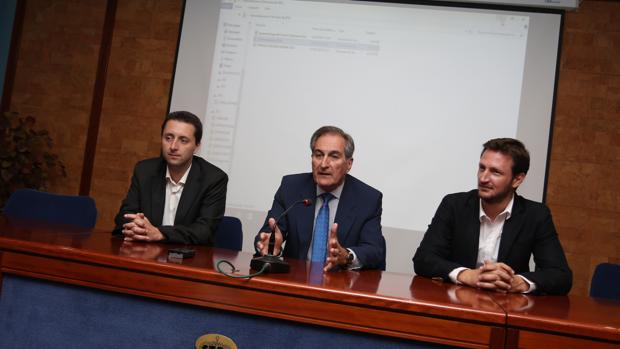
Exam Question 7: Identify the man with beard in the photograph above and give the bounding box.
[413,138,572,295]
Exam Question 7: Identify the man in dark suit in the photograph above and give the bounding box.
[113,111,227,245]
[255,126,385,271]
[413,138,572,295]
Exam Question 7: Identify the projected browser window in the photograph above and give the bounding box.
[201,0,529,232]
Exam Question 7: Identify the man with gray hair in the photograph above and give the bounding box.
[255,126,386,271]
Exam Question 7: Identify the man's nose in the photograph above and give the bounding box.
[479,170,489,182]
[320,156,329,167]
[170,139,178,150]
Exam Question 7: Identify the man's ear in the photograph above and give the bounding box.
[346,157,353,172]
[511,172,526,189]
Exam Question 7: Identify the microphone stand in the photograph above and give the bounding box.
[249,228,290,273]
[250,199,312,273]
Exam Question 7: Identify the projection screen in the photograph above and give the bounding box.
[169,0,563,273]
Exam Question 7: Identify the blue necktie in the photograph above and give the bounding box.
[311,193,333,263]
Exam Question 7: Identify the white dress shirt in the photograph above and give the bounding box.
[449,195,536,293]
[162,164,191,226]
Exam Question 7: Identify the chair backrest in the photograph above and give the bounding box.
[590,263,620,301]
[214,216,243,251]
[3,189,97,229]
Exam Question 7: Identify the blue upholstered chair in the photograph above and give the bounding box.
[590,262,620,301]
[3,188,97,228]
[214,216,243,251]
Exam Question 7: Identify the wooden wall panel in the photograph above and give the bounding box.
[548,0,620,296]
[89,0,183,229]
[8,0,106,195]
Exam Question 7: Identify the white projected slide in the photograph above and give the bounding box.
[170,0,562,273]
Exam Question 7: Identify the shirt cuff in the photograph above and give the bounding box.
[518,275,537,293]
[449,267,469,284]
[346,248,362,270]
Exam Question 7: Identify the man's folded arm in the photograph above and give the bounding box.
[112,166,143,237]
[519,207,572,295]
[413,196,464,280]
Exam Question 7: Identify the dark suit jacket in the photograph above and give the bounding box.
[413,190,572,295]
[113,156,228,245]
[256,173,386,270]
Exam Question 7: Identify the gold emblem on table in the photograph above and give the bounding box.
[195,333,237,349]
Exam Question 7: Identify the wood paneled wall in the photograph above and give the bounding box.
[547,0,620,296]
[91,0,182,231]
[8,0,106,195]
[4,0,619,296]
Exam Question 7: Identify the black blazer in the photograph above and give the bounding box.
[255,173,386,270]
[113,156,228,245]
[413,190,572,295]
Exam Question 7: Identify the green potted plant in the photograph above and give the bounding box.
[0,111,66,209]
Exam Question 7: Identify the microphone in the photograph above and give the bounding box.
[250,198,313,273]
[268,198,312,255]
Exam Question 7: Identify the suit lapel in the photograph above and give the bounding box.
[498,194,525,262]
[174,160,201,224]
[334,176,355,243]
[150,160,166,226]
[297,175,318,257]
[464,193,481,267]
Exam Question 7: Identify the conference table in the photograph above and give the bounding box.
[0,216,618,348]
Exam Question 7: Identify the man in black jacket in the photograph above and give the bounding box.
[113,111,227,245]
[413,138,571,295]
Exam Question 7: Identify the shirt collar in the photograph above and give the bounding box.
[316,180,345,200]
[166,163,192,186]
[479,194,514,222]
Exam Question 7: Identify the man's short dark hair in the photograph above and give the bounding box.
[482,138,530,175]
[310,126,355,159]
[161,111,203,144]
